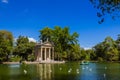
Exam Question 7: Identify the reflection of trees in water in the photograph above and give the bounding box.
[37,64,54,80]
[1,63,120,80]
[0,65,10,80]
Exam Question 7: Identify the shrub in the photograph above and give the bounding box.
[98,57,103,62]
[10,56,21,62]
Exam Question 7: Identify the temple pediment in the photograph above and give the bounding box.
[36,40,54,47]
[43,43,52,46]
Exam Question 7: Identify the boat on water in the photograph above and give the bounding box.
[80,61,89,65]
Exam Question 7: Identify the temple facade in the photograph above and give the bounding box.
[35,40,54,62]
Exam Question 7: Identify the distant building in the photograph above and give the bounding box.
[35,39,54,62]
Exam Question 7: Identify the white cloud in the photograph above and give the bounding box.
[1,0,8,3]
[14,37,37,43]
[28,37,37,42]
[14,38,17,43]
[84,47,92,50]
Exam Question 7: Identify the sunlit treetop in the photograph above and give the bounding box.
[90,0,120,24]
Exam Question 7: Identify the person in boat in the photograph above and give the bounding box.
[81,60,89,65]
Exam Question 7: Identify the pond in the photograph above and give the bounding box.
[0,62,120,80]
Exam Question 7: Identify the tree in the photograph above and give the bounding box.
[116,34,120,60]
[86,49,96,60]
[79,48,86,60]
[116,34,120,46]
[94,36,119,61]
[90,0,120,24]
[39,27,53,42]
[104,37,119,61]
[68,44,81,61]
[0,30,13,62]
[39,26,79,61]
[13,36,35,61]
[94,42,105,60]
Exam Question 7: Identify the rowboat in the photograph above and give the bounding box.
[80,61,89,65]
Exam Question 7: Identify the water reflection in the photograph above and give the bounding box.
[80,63,98,80]
[37,64,54,80]
[80,62,120,80]
[0,62,120,80]
[9,64,20,68]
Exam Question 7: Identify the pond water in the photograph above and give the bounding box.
[0,62,120,80]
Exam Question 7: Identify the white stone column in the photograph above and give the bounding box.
[45,48,46,61]
[37,49,39,61]
[49,48,51,61]
[41,48,42,61]
[52,47,54,60]
[38,49,41,61]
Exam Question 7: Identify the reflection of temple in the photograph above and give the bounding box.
[37,64,54,80]
[35,39,54,62]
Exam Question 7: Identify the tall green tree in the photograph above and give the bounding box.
[68,44,81,61]
[94,36,119,61]
[0,30,13,62]
[13,36,35,61]
[116,34,120,60]
[86,49,96,60]
[39,27,53,42]
[80,48,86,60]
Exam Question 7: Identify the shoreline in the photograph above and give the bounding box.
[2,61,65,64]
[1,60,120,64]
[2,62,20,64]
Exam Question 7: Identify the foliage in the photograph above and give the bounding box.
[79,48,96,61]
[79,48,86,60]
[116,34,120,60]
[39,26,80,61]
[94,36,119,61]
[13,36,35,61]
[9,55,21,62]
[1,29,120,62]
[98,57,104,62]
[90,0,120,24]
[86,49,96,60]
[68,44,81,61]
[0,30,13,62]
[28,54,35,61]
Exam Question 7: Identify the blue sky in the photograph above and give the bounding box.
[0,0,120,48]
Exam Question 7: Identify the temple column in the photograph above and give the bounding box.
[52,47,54,60]
[45,48,46,61]
[41,48,42,61]
[38,49,41,61]
[37,49,39,61]
[49,48,51,61]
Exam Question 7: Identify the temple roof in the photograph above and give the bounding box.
[36,40,54,47]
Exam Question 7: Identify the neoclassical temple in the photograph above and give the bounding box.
[35,39,54,62]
